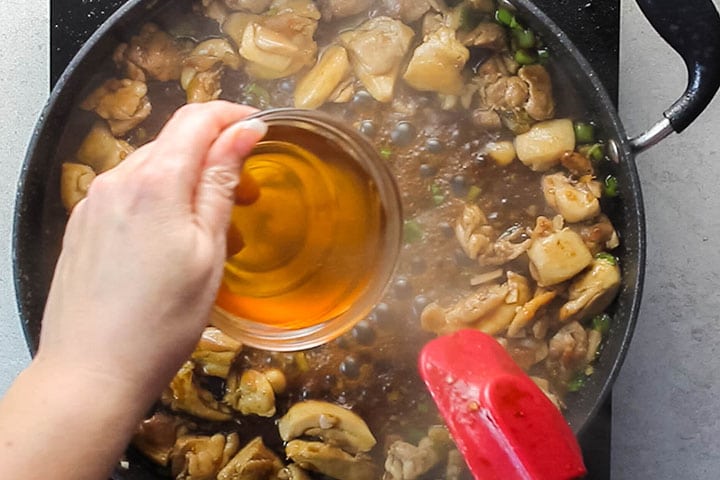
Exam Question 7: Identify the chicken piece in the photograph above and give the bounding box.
[455,204,493,260]
[81,78,152,136]
[223,12,262,48]
[60,163,96,212]
[504,337,549,370]
[421,284,508,335]
[472,108,502,131]
[403,26,469,96]
[587,328,603,363]
[340,17,415,102]
[473,57,555,132]
[217,437,284,480]
[224,0,273,13]
[483,75,529,111]
[294,45,352,109]
[507,288,558,337]
[171,433,241,480]
[455,204,531,266]
[113,23,190,82]
[132,412,190,467]
[278,464,312,480]
[542,172,601,224]
[385,441,439,479]
[278,400,376,455]
[184,68,224,103]
[515,119,576,172]
[527,216,593,287]
[232,0,320,79]
[384,427,452,480]
[474,271,531,336]
[285,441,378,480]
[484,140,516,166]
[518,65,555,121]
[560,257,621,322]
[317,0,375,20]
[191,327,242,378]
[575,214,620,254]
[76,122,135,173]
[224,369,280,417]
[561,150,594,177]
[421,272,531,336]
[382,0,435,23]
[162,362,233,421]
[548,321,590,379]
[458,21,508,50]
[185,38,243,71]
[179,36,241,102]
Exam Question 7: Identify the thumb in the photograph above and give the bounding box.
[195,118,267,237]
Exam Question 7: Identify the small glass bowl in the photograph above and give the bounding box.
[211,108,402,352]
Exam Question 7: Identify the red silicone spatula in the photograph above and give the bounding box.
[419,329,587,480]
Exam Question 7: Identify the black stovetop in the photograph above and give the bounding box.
[50,1,619,478]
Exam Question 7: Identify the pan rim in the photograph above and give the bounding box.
[12,0,646,440]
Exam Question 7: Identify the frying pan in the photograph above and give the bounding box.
[12,0,720,478]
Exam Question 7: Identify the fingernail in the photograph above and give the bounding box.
[234,118,268,138]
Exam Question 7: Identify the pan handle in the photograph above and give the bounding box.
[630,0,720,152]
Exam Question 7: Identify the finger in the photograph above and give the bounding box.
[194,118,267,239]
[145,101,258,200]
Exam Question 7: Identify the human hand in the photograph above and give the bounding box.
[36,101,267,403]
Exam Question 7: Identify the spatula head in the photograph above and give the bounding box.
[419,330,587,480]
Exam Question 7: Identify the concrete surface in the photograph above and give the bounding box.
[0,0,47,393]
[1,1,720,478]
[613,0,720,478]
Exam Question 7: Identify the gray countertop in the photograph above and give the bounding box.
[2,1,720,478]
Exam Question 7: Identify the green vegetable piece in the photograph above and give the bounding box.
[604,175,619,197]
[495,8,515,26]
[592,314,612,335]
[586,143,605,162]
[574,122,596,144]
[514,49,536,65]
[380,147,392,160]
[537,48,550,63]
[244,83,271,108]
[430,183,445,206]
[466,185,482,203]
[404,220,423,244]
[509,15,521,29]
[595,252,617,266]
[513,28,536,49]
[567,374,587,393]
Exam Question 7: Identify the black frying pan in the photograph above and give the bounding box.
[12,0,720,478]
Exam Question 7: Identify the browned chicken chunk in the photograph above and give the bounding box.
[114,23,191,82]
[171,433,240,480]
[81,78,152,135]
[132,412,190,467]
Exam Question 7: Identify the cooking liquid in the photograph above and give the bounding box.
[215,125,387,330]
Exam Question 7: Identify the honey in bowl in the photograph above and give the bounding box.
[212,109,402,351]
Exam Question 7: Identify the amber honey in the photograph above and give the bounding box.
[212,110,402,350]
